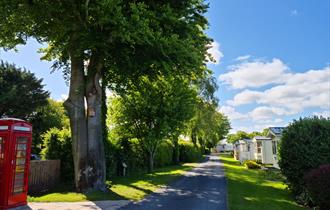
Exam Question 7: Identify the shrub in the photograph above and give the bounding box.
[304,164,330,210]
[179,141,202,162]
[114,138,146,176]
[255,159,262,165]
[155,140,174,167]
[41,128,73,182]
[279,117,330,201]
[244,160,261,169]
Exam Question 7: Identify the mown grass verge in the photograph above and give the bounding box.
[220,154,306,210]
[28,162,197,202]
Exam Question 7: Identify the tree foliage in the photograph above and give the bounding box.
[227,131,250,143]
[227,128,269,143]
[109,75,197,171]
[30,99,69,154]
[0,0,213,191]
[189,101,230,150]
[0,61,49,119]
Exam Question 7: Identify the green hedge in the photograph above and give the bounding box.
[41,128,74,182]
[179,140,202,162]
[106,138,175,176]
[279,117,330,205]
[155,140,174,167]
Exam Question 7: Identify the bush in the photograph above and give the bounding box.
[179,141,202,162]
[304,164,330,210]
[155,140,174,167]
[41,128,73,182]
[279,117,330,202]
[114,138,146,176]
[244,160,261,169]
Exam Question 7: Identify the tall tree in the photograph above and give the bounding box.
[188,101,230,151]
[110,75,196,172]
[0,0,211,191]
[227,131,251,143]
[0,61,49,119]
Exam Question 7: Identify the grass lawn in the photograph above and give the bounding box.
[220,154,306,210]
[28,163,197,202]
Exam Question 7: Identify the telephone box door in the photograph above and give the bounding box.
[7,134,31,206]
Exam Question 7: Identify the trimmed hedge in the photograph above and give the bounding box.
[106,138,175,177]
[179,140,203,162]
[279,117,330,205]
[41,130,201,181]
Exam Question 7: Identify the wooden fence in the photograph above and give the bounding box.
[28,160,61,194]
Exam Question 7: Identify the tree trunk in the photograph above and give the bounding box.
[64,53,89,192]
[64,48,107,192]
[148,151,154,173]
[173,138,180,164]
[85,52,107,191]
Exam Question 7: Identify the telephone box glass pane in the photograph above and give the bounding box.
[13,187,24,194]
[17,144,27,150]
[16,151,26,158]
[15,172,24,180]
[17,138,27,144]
[12,136,28,195]
[16,158,26,165]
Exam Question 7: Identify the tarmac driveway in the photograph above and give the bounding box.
[119,154,228,210]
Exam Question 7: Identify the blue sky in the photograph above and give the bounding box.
[206,0,330,132]
[0,0,329,133]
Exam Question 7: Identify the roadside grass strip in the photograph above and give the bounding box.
[220,154,305,210]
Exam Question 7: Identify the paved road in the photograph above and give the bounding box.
[119,154,228,210]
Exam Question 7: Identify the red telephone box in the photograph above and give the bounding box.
[0,118,32,210]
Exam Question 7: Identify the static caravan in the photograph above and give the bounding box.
[216,139,234,153]
[234,139,254,163]
[267,127,285,168]
[252,136,273,164]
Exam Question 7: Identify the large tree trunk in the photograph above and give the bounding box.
[64,48,107,192]
[64,53,89,192]
[85,52,107,191]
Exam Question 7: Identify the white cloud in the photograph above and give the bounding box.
[313,110,330,118]
[219,58,289,89]
[218,106,247,120]
[235,55,251,61]
[220,57,329,132]
[248,106,292,121]
[227,90,262,106]
[291,9,298,16]
[207,41,223,65]
[225,61,330,115]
